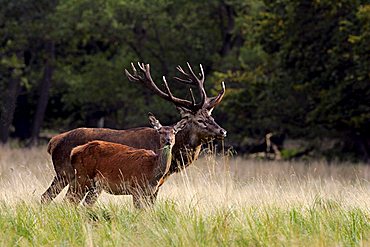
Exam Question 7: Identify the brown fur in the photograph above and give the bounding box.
[69,141,161,198]
[41,127,161,203]
[47,132,68,154]
[71,141,158,187]
[67,124,177,207]
[42,109,226,204]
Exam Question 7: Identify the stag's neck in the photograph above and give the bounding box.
[157,145,173,176]
[168,125,204,174]
[175,125,202,150]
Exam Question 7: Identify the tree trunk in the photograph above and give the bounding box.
[0,73,21,144]
[29,41,55,146]
[218,2,235,57]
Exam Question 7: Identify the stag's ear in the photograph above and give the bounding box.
[205,81,226,113]
[148,112,162,130]
[173,119,187,134]
[176,106,193,118]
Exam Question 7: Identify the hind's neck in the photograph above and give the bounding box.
[157,145,173,176]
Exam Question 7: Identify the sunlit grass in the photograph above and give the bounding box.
[0,145,370,246]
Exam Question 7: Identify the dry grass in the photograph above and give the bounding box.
[1,145,369,210]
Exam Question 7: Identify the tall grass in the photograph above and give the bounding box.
[0,145,370,246]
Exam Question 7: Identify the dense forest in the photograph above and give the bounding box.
[0,0,369,161]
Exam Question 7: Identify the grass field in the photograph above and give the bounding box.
[0,146,370,246]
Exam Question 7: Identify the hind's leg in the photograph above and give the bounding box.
[82,178,102,206]
[64,187,86,204]
[65,173,95,205]
[84,186,102,206]
[64,178,88,204]
[41,154,74,204]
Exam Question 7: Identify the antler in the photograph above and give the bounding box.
[174,63,225,110]
[125,62,226,112]
[125,62,194,109]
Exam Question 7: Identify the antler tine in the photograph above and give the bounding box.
[186,62,205,84]
[131,62,137,74]
[125,69,138,82]
[176,65,188,75]
[142,64,170,99]
[189,88,196,106]
[138,62,146,71]
[162,76,177,102]
[174,65,193,84]
[125,62,142,81]
[188,62,207,107]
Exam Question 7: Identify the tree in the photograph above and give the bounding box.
[0,1,29,143]
[253,0,370,159]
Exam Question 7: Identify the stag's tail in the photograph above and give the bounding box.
[47,137,57,154]
[47,132,69,155]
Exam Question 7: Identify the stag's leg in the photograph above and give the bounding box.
[133,193,157,208]
[132,188,158,209]
[41,175,70,204]
[41,151,74,204]
[132,193,145,209]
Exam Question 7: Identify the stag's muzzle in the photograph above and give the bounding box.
[215,129,227,139]
[221,129,227,138]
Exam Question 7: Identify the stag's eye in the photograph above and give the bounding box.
[197,120,207,127]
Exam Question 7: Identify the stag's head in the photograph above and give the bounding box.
[148,113,187,148]
[176,106,226,141]
[125,62,226,145]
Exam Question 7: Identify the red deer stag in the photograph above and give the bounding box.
[41,62,226,204]
[66,114,187,207]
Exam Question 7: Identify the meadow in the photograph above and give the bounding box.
[0,145,370,246]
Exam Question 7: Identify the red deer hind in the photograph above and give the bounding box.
[41,62,226,204]
[66,114,187,207]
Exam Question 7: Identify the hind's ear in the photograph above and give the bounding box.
[173,118,187,134]
[148,112,162,130]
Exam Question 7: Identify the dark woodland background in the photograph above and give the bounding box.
[0,0,369,161]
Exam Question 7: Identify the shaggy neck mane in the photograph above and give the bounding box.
[175,124,201,149]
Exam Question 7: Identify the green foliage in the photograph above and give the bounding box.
[212,0,370,159]
[255,0,370,137]
[0,0,369,159]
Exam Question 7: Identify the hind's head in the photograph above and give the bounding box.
[148,113,187,148]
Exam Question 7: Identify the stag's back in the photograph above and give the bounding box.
[48,127,160,176]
